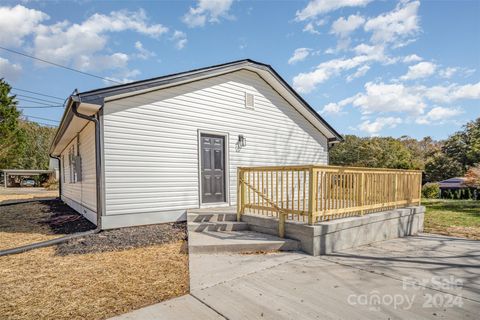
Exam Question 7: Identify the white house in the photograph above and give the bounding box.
[49,60,342,229]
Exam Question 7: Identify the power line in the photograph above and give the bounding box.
[16,97,60,106]
[15,94,61,105]
[12,87,64,101]
[0,46,122,84]
[22,119,58,127]
[21,115,60,123]
[18,105,64,109]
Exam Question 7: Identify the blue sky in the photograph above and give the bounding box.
[0,0,479,139]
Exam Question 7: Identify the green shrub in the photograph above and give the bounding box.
[422,183,440,199]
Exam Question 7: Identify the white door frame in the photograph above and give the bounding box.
[197,129,230,208]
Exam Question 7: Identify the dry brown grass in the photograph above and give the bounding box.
[0,188,58,203]
[0,241,189,320]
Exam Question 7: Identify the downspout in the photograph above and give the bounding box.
[0,97,104,257]
[71,95,103,229]
[49,154,62,198]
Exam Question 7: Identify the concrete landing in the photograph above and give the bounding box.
[188,230,301,254]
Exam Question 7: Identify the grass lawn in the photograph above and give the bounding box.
[0,200,189,320]
[423,199,480,240]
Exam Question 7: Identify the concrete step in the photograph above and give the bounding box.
[187,212,237,223]
[188,230,301,254]
[188,221,248,232]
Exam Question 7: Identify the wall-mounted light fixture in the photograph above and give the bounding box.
[238,135,247,148]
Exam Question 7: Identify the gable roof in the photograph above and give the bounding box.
[50,59,342,155]
[439,177,467,188]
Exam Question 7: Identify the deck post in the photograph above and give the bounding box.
[394,174,398,209]
[237,168,246,222]
[4,172,7,188]
[418,173,422,205]
[307,166,316,225]
[360,172,365,215]
[278,212,285,238]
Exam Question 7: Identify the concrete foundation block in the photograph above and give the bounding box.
[242,206,425,256]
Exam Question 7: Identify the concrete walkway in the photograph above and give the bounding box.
[112,234,480,319]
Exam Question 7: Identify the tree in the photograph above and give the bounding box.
[0,78,57,170]
[0,78,26,169]
[442,118,480,171]
[465,165,480,188]
[330,135,416,169]
[399,135,441,170]
[424,152,463,182]
[17,121,56,169]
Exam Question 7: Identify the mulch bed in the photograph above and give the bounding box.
[38,200,96,234]
[57,222,188,255]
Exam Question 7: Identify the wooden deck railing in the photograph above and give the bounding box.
[237,165,422,237]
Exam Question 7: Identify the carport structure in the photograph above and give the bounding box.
[1,169,54,188]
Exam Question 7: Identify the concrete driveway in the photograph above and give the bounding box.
[113,234,480,319]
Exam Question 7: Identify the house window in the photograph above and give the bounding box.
[68,145,79,183]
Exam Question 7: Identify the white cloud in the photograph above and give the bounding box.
[0,56,22,81]
[330,14,365,38]
[172,30,188,49]
[76,53,129,71]
[364,0,420,45]
[352,82,426,115]
[416,107,463,124]
[134,41,156,60]
[323,81,480,120]
[33,9,168,71]
[104,69,141,84]
[0,5,48,47]
[403,54,422,63]
[439,67,457,79]
[303,18,327,34]
[183,0,234,28]
[346,65,370,82]
[400,61,437,81]
[295,0,372,21]
[423,82,480,103]
[321,95,357,114]
[288,48,311,64]
[293,44,390,93]
[358,117,402,135]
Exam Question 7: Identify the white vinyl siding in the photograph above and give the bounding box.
[102,70,328,216]
[60,122,96,213]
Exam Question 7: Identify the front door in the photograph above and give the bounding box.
[201,134,226,204]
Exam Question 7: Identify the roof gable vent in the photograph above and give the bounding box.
[245,92,255,109]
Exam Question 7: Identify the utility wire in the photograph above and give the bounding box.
[22,119,58,127]
[16,97,60,106]
[21,115,60,123]
[18,105,64,109]
[15,94,61,104]
[0,46,122,84]
[12,87,64,101]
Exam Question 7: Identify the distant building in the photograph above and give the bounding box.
[439,177,467,189]
[439,177,478,200]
